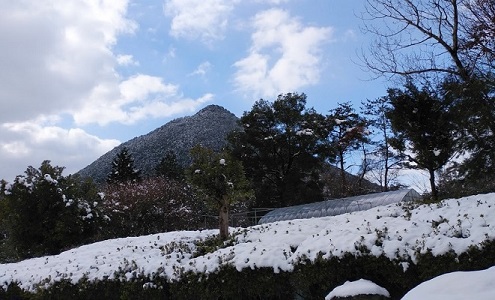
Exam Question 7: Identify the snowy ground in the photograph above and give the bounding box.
[1,192,495,297]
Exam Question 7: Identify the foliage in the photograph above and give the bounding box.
[0,161,103,260]
[327,102,369,196]
[187,145,252,240]
[386,81,457,200]
[361,96,401,191]
[229,93,333,208]
[155,150,185,181]
[5,238,494,299]
[100,177,203,239]
[107,147,142,184]
[442,78,495,179]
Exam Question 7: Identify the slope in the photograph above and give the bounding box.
[77,105,240,183]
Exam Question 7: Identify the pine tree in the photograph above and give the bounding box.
[327,102,369,196]
[362,96,402,191]
[107,147,141,184]
[187,145,252,240]
[386,81,456,200]
[228,93,333,208]
[155,151,184,181]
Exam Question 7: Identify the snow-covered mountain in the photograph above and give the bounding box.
[77,105,240,183]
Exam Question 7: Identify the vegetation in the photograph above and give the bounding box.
[1,1,495,297]
[229,93,334,208]
[0,161,103,260]
[2,239,495,299]
[187,145,253,240]
[107,147,142,184]
[100,177,203,239]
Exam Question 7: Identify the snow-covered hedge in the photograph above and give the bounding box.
[2,193,495,299]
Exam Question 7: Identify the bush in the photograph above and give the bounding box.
[100,177,204,239]
[1,161,104,260]
[3,238,492,299]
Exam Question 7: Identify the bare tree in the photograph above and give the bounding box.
[360,0,493,81]
[362,96,402,191]
[464,0,495,71]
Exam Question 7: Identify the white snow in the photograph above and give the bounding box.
[219,158,226,165]
[325,279,390,299]
[401,266,495,300]
[1,193,495,295]
[335,119,346,125]
[296,128,314,136]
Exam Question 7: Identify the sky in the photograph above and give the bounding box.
[1,191,494,299]
[0,0,395,182]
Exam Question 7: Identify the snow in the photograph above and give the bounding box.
[1,193,495,295]
[335,118,346,124]
[219,158,226,165]
[401,266,495,300]
[296,128,314,136]
[325,279,390,299]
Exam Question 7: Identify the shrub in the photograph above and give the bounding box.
[100,177,204,238]
[1,161,104,260]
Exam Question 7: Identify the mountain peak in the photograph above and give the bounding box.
[77,105,240,183]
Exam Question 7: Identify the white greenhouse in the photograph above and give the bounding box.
[258,189,421,224]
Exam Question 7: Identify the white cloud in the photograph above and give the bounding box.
[163,0,238,44]
[189,61,212,76]
[0,0,136,124]
[233,9,333,99]
[73,74,213,125]
[0,122,120,181]
[252,0,290,4]
[117,54,140,66]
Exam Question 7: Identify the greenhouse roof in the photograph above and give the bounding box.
[258,189,421,224]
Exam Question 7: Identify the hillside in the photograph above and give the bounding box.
[77,105,240,183]
[1,192,495,298]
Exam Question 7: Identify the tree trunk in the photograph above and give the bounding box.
[219,196,229,240]
[429,169,438,201]
[339,151,347,196]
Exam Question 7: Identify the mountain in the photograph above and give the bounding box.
[77,105,240,184]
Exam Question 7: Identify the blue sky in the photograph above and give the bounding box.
[0,0,399,183]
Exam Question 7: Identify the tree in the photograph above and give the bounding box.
[361,0,492,81]
[187,145,252,240]
[100,177,202,238]
[386,81,457,200]
[327,102,369,196]
[155,150,185,181]
[228,93,333,208]
[442,77,495,181]
[464,0,495,72]
[1,161,103,259]
[362,96,402,191]
[107,147,141,184]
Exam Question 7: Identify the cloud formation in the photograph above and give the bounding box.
[0,121,120,181]
[233,9,332,99]
[0,0,215,181]
[0,0,136,124]
[164,0,238,44]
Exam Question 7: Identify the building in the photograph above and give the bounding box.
[258,189,421,224]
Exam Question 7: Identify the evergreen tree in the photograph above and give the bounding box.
[155,150,184,181]
[107,147,141,184]
[362,96,402,191]
[1,161,103,259]
[386,81,457,200]
[327,102,369,196]
[228,93,333,208]
[187,145,252,240]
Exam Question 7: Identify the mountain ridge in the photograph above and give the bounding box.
[77,105,240,183]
